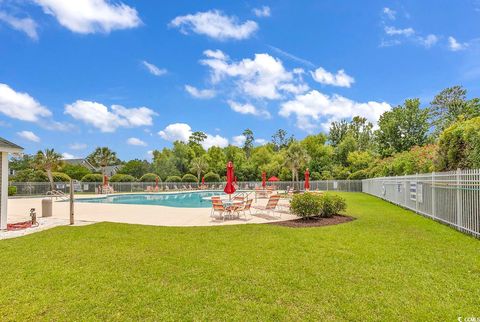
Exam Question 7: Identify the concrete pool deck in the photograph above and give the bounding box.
[6,193,296,228]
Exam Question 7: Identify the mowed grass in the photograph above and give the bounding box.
[0,193,479,321]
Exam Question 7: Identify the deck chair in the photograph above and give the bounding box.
[253,194,281,218]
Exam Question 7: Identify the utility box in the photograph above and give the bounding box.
[42,198,52,217]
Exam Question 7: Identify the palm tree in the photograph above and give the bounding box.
[284,142,310,191]
[190,156,209,182]
[33,149,63,191]
[87,147,118,176]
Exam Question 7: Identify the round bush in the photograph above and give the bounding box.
[319,194,347,218]
[310,171,321,180]
[203,172,220,182]
[165,176,182,183]
[139,173,160,182]
[52,172,71,182]
[110,174,136,182]
[81,174,103,182]
[8,186,17,196]
[348,169,368,180]
[11,169,49,182]
[289,193,322,218]
[182,174,198,182]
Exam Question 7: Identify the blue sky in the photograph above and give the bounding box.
[1,0,479,160]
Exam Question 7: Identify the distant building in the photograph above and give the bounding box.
[63,158,122,176]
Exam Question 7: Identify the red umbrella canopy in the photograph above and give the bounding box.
[304,169,310,190]
[201,176,205,185]
[262,172,267,188]
[224,161,236,195]
[155,176,159,188]
[268,176,280,182]
[103,175,108,186]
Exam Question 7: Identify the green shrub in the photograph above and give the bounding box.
[437,117,480,170]
[81,174,103,182]
[310,171,321,180]
[61,164,91,180]
[319,194,347,218]
[348,169,368,180]
[203,172,220,182]
[182,174,197,182]
[289,193,322,218]
[11,169,49,182]
[52,172,71,182]
[110,174,136,182]
[139,173,160,182]
[165,176,182,183]
[289,193,347,219]
[8,186,17,196]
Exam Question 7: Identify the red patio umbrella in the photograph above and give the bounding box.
[155,176,159,190]
[304,168,310,191]
[262,171,266,188]
[103,175,108,186]
[224,161,236,197]
[201,176,205,185]
[268,176,280,182]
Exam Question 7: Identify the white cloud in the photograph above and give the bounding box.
[255,138,267,145]
[311,67,355,88]
[127,137,147,146]
[382,7,396,20]
[142,61,167,76]
[418,34,438,48]
[201,50,308,100]
[158,123,192,142]
[204,49,228,60]
[231,135,246,147]
[448,36,467,51]
[17,130,40,142]
[33,0,141,34]
[65,100,156,132]
[0,83,51,122]
[170,10,258,40]
[227,100,271,118]
[185,85,216,99]
[203,134,228,149]
[62,152,77,159]
[253,6,271,17]
[279,90,391,132]
[158,123,228,148]
[385,26,415,36]
[0,11,38,40]
[268,46,315,68]
[69,143,87,150]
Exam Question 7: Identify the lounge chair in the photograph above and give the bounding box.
[173,185,179,191]
[238,199,253,219]
[165,185,169,191]
[253,194,281,218]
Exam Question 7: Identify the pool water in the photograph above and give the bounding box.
[75,191,227,208]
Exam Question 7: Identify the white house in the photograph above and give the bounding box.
[0,137,23,230]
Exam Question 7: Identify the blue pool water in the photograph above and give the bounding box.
[75,191,226,208]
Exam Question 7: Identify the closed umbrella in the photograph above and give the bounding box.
[103,175,108,186]
[201,176,205,185]
[304,168,310,191]
[262,171,266,188]
[224,161,236,197]
[155,177,159,190]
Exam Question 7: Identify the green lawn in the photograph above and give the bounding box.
[1,193,479,321]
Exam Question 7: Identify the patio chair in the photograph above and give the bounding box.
[253,194,281,218]
[165,185,170,191]
[173,185,179,191]
[238,199,253,219]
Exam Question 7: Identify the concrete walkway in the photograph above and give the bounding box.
[6,193,295,229]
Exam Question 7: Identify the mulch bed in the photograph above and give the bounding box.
[268,215,356,228]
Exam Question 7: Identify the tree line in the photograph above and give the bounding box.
[9,86,480,187]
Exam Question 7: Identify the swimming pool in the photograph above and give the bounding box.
[75,191,226,208]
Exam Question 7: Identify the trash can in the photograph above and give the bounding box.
[42,198,52,217]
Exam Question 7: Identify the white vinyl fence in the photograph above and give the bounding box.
[9,180,363,196]
[362,169,480,238]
